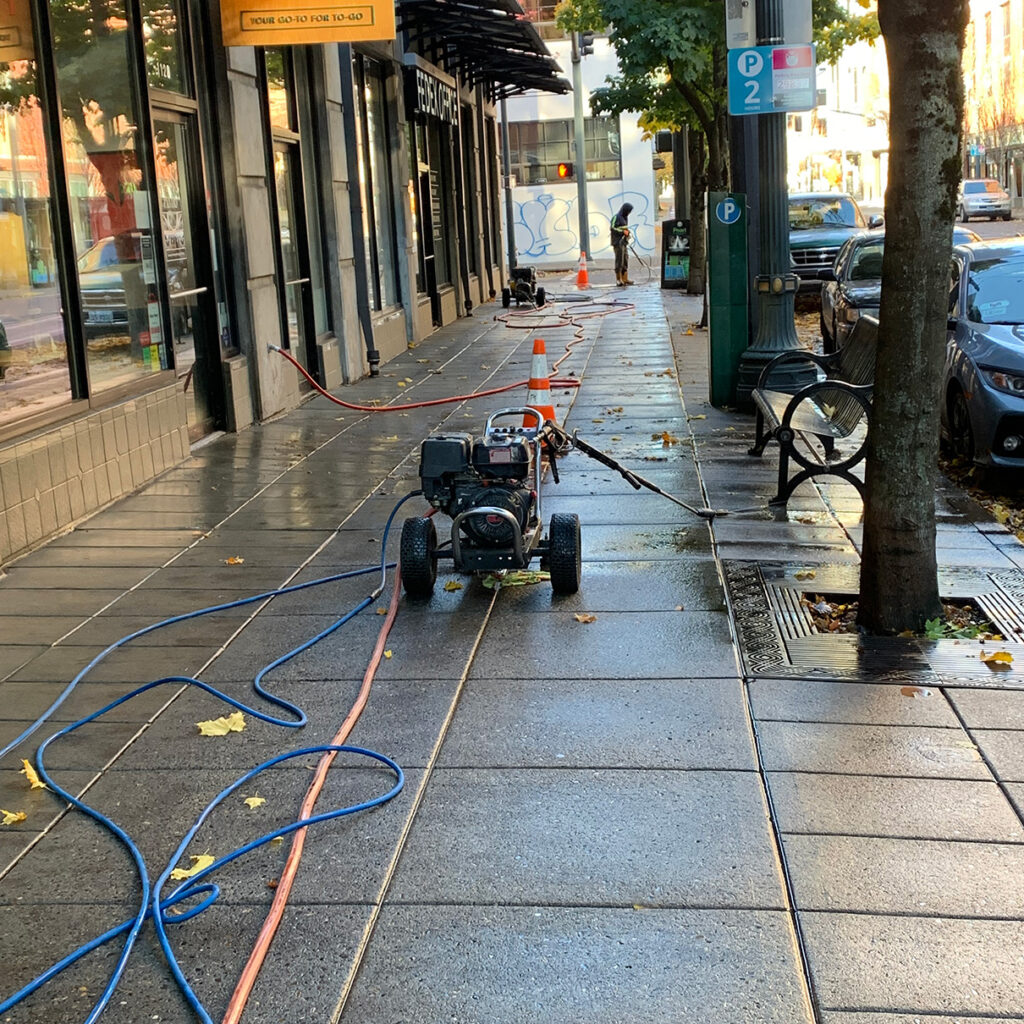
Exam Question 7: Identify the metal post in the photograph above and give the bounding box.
[499,97,516,274]
[571,32,590,256]
[735,0,813,404]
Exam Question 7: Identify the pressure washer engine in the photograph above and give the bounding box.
[400,408,579,597]
[501,266,546,309]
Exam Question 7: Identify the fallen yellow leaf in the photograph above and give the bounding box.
[794,570,816,581]
[384,650,393,659]
[196,711,246,736]
[397,381,407,388]
[443,581,464,592]
[20,760,47,790]
[376,607,388,615]
[1,809,27,826]
[980,650,1014,666]
[688,414,706,421]
[574,613,597,624]
[170,854,215,881]
[383,435,400,442]
[225,556,245,565]
[243,795,267,810]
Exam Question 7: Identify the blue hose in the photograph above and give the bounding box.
[0,492,421,1022]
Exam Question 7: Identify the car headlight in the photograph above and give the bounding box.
[983,368,1024,395]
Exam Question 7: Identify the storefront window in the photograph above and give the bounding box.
[508,116,621,184]
[461,112,479,275]
[51,0,167,392]
[354,55,400,310]
[265,48,295,132]
[273,146,305,352]
[0,52,72,426]
[140,0,189,95]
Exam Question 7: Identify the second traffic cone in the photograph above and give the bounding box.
[524,337,557,427]
[575,250,589,289]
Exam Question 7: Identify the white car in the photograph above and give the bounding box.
[957,178,1012,222]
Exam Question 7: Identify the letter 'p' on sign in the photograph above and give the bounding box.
[220,0,395,46]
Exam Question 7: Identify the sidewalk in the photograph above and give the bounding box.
[2,271,1024,1022]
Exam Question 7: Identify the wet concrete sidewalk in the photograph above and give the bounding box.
[1,271,1024,1022]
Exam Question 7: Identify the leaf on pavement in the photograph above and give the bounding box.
[225,556,245,565]
[574,613,597,624]
[1,809,27,826]
[794,569,816,580]
[980,650,1014,667]
[196,711,246,736]
[243,795,266,810]
[482,570,550,589]
[20,760,48,790]
[384,650,393,659]
[443,581,464,592]
[170,854,215,881]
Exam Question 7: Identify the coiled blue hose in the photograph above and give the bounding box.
[0,492,421,1022]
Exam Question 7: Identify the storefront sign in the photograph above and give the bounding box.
[0,0,36,62]
[220,0,395,46]
[407,66,458,126]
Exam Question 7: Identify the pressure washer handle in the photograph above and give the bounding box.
[545,423,643,490]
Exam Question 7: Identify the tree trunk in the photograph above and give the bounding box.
[687,129,707,297]
[857,0,969,634]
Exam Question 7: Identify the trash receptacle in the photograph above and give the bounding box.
[660,219,689,289]
[707,192,749,407]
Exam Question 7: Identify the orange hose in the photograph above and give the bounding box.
[221,562,406,1024]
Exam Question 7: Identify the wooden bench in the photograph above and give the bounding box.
[749,314,877,508]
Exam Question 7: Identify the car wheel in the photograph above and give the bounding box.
[957,205,967,223]
[1004,213,1012,222]
[948,387,976,463]
[820,312,836,354]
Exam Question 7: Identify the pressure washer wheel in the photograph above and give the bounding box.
[501,287,511,309]
[535,286,546,308]
[547,512,581,595]
[400,516,438,598]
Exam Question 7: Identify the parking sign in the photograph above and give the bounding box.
[728,44,816,116]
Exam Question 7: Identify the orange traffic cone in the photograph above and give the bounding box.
[575,250,589,289]
[524,338,557,427]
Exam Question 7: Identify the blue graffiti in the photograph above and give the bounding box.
[514,190,655,260]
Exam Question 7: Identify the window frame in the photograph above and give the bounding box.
[507,115,622,185]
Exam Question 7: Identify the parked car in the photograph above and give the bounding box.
[788,192,882,297]
[943,238,1024,466]
[819,226,982,353]
[957,178,1012,222]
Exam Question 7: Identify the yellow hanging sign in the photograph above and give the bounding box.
[220,0,396,46]
[0,0,36,62]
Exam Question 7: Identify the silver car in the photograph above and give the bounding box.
[957,178,1012,222]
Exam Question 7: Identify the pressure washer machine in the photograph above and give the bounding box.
[400,408,579,597]
[501,266,546,309]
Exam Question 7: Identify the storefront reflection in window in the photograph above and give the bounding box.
[51,0,167,392]
[0,48,72,425]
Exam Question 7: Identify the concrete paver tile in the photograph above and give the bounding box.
[801,911,1024,1016]
[755,721,989,778]
[341,906,812,1024]
[439,677,755,770]
[974,729,1024,781]
[949,688,1024,729]
[388,768,783,908]
[768,772,1024,841]
[750,679,961,727]
[784,833,1024,915]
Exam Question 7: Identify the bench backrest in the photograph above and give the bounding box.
[820,314,877,436]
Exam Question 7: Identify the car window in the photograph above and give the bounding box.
[963,180,1003,195]
[788,197,864,230]
[964,255,1024,324]
[848,241,884,281]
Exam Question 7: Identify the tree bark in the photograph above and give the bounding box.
[857,0,969,633]
[687,129,707,297]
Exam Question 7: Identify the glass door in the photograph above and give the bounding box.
[152,112,219,439]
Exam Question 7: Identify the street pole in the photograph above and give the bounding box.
[734,0,812,404]
[570,32,590,256]
[499,98,517,274]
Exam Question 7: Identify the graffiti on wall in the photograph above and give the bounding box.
[513,191,654,260]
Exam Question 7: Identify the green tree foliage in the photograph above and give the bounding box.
[555,0,879,187]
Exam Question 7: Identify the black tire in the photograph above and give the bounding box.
[1004,213,1012,222]
[535,286,546,308]
[948,387,975,463]
[501,287,511,309]
[548,513,581,595]
[400,516,437,598]
[957,205,967,223]
[820,311,836,354]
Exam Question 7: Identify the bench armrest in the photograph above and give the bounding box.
[756,348,836,390]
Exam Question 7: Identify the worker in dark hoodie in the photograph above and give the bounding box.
[610,202,634,285]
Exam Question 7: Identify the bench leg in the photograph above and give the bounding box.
[822,435,836,460]
[748,409,771,457]
[769,432,794,506]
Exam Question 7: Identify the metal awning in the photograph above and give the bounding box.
[397,0,571,97]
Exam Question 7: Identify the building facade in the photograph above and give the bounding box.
[0,0,564,564]
[963,0,1024,209]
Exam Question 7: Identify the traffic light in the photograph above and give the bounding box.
[556,161,575,180]
[579,30,595,56]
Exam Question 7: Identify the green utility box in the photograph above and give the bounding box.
[707,191,750,407]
